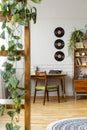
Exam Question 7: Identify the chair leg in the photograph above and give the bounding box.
[33,89,36,103]
[57,86,60,103]
[43,90,46,105]
[47,91,49,101]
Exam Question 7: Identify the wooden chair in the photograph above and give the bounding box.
[33,71,60,105]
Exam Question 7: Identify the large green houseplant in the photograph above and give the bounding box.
[68,29,84,55]
[0,0,42,130]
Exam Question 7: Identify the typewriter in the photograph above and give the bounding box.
[49,70,62,74]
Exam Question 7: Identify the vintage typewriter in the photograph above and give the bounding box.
[49,70,62,74]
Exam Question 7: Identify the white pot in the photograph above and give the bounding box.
[75,42,84,48]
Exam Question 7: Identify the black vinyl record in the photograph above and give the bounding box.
[54,27,65,37]
[54,51,65,61]
[54,39,65,49]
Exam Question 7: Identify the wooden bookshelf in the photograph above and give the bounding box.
[74,47,87,99]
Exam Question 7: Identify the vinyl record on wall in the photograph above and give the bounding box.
[54,27,65,37]
[54,51,65,61]
[54,39,65,49]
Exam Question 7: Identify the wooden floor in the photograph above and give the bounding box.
[31,96,87,130]
[0,96,87,130]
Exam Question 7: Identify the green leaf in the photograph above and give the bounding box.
[6,26,12,34]
[2,62,13,70]
[7,111,15,118]
[8,40,16,51]
[13,125,21,130]
[9,76,19,88]
[0,104,4,111]
[19,20,28,26]
[13,36,20,40]
[14,13,20,21]
[2,21,6,29]
[10,68,16,74]
[1,3,8,16]
[16,55,21,61]
[17,43,23,49]
[1,71,9,81]
[1,45,5,51]
[5,123,13,130]
[13,97,21,113]
[0,31,5,39]
[12,91,19,99]
[7,55,15,61]
[31,0,42,4]
[15,2,23,11]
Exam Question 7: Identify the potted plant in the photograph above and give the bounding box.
[68,29,84,55]
[0,0,42,130]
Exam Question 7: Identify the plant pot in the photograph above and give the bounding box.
[75,42,84,48]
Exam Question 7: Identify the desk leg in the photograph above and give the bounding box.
[61,76,66,99]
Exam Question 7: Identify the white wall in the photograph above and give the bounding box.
[30,0,87,96]
[0,0,87,98]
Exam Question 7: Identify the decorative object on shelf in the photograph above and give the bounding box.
[75,52,80,56]
[81,52,85,56]
[54,27,65,37]
[54,39,65,49]
[54,51,65,61]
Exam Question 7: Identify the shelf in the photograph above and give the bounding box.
[0,50,25,56]
[75,56,87,58]
[75,65,87,67]
[75,48,87,51]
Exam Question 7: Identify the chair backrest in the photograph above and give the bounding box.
[35,71,47,86]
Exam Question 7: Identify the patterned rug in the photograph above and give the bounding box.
[47,118,87,130]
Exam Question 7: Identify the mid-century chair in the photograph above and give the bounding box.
[33,71,60,105]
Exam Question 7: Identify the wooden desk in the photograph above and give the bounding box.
[31,73,67,98]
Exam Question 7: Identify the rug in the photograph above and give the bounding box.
[46,118,87,130]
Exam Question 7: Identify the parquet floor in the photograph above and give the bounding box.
[0,96,87,130]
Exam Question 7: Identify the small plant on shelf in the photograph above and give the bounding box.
[68,29,84,55]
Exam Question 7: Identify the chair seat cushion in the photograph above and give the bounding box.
[47,85,58,90]
[36,86,45,90]
[36,85,58,90]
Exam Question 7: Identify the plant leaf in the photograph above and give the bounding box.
[2,62,13,70]
[2,20,6,29]
[17,43,23,49]
[1,45,5,51]
[13,36,20,40]
[5,123,13,130]
[19,20,28,26]
[9,76,19,88]
[13,125,21,130]
[6,26,12,34]
[7,55,15,61]
[7,111,15,118]
[0,31,5,39]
